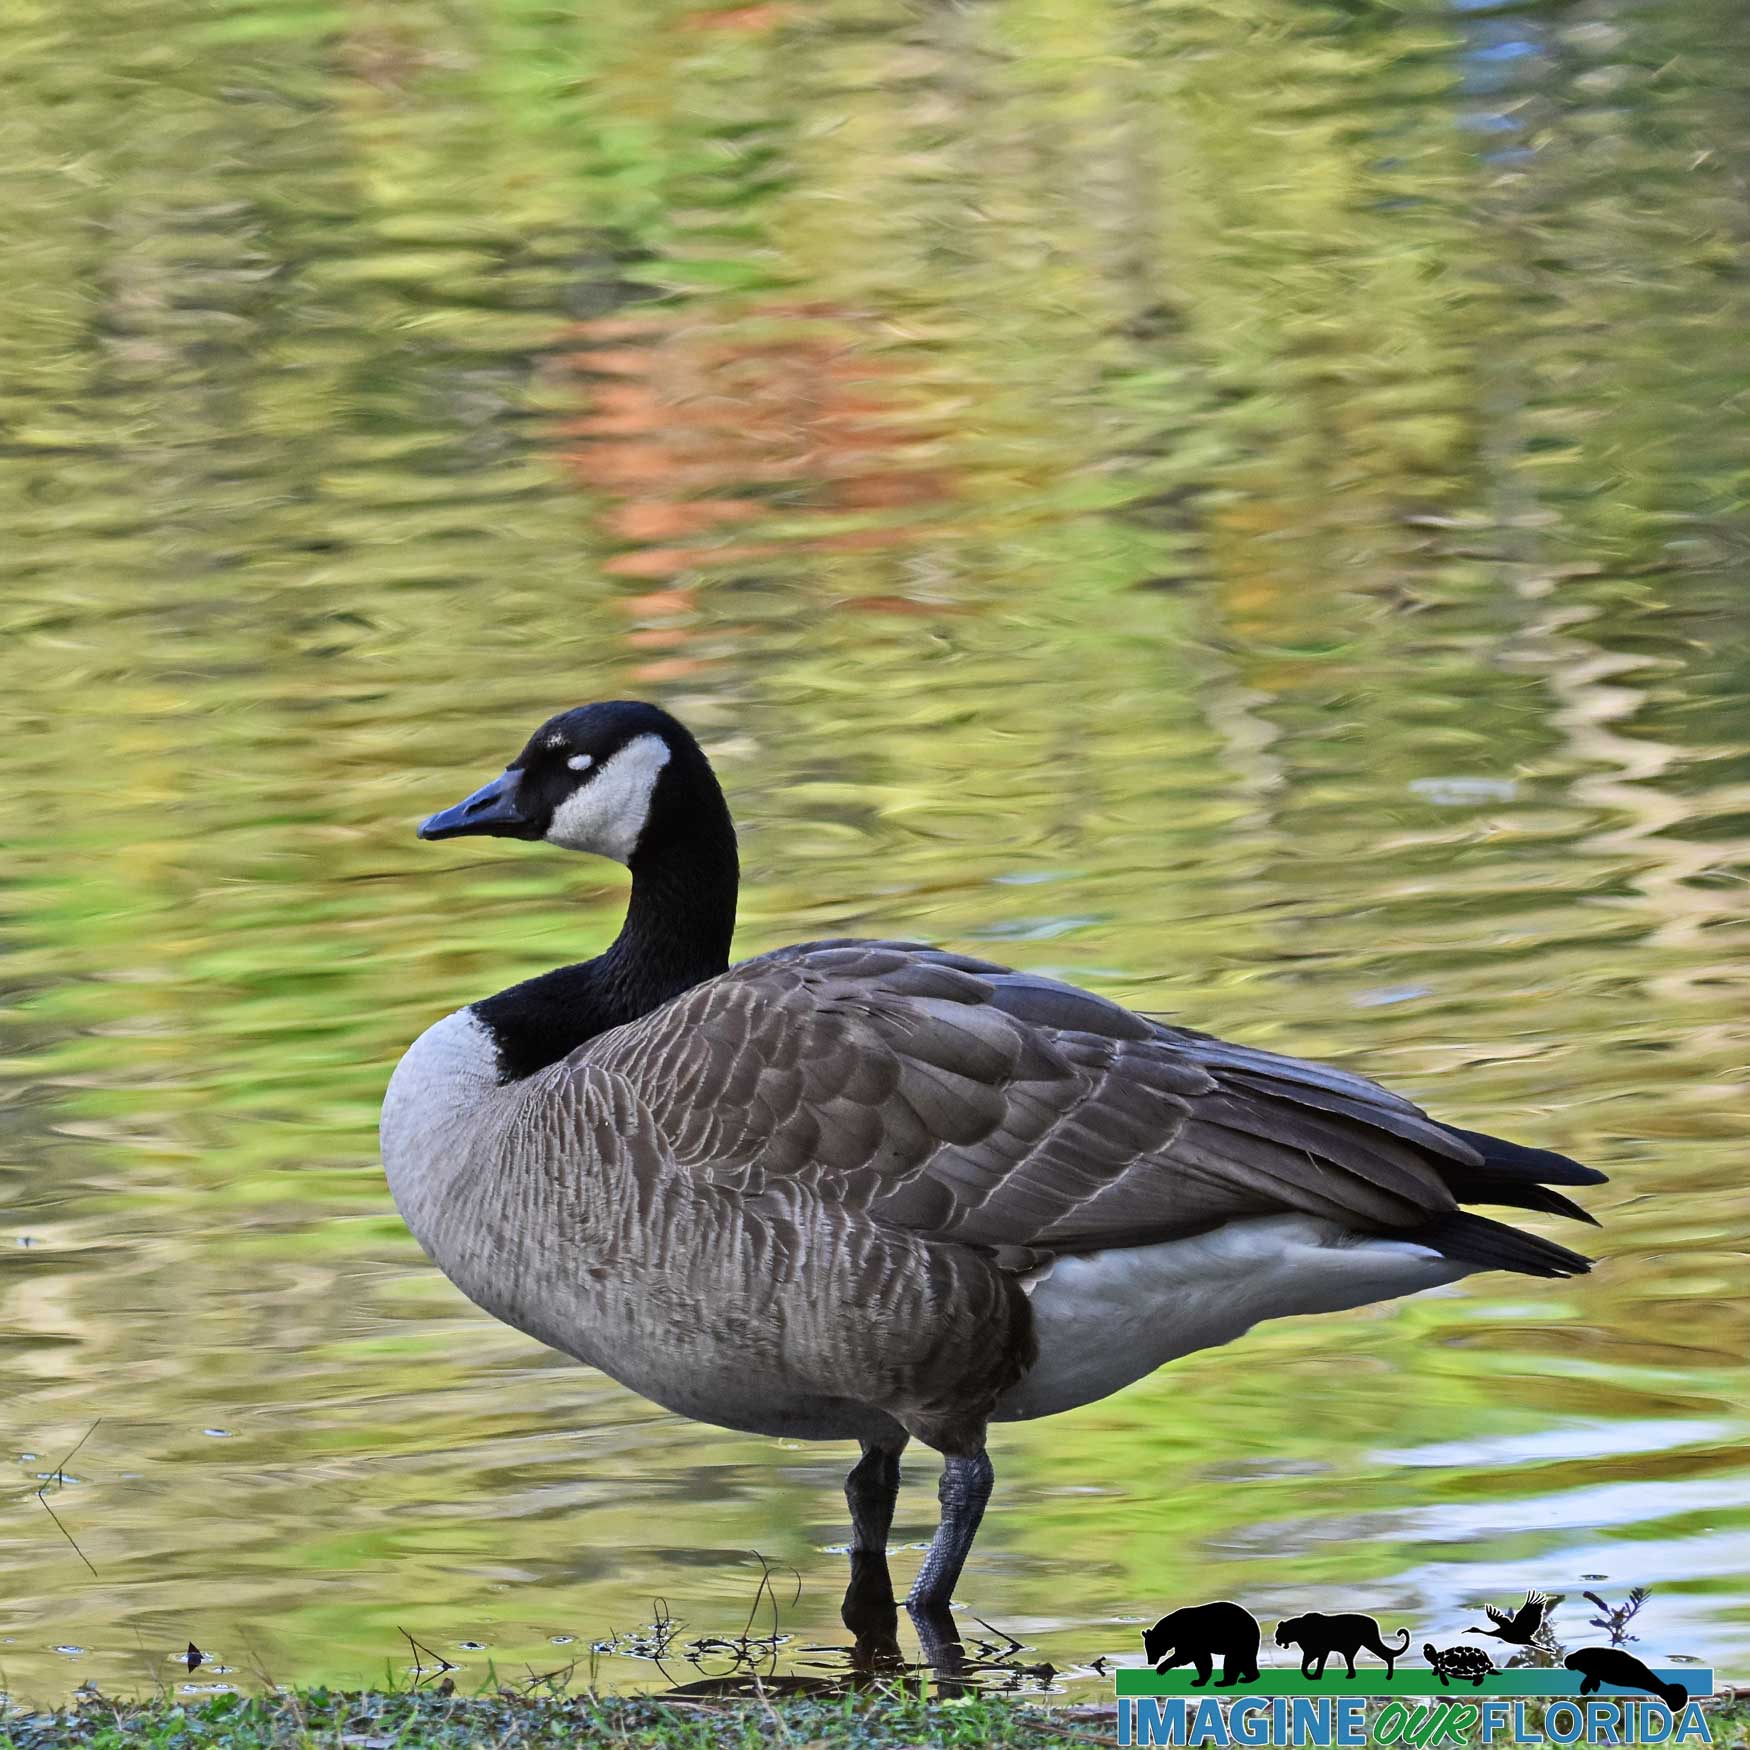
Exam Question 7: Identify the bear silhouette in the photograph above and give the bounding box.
[1143,1601,1262,1689]
[1275,1612,1410,1680]
[1565,1647,1687,1710]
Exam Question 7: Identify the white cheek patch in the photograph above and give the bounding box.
[566,753,594,773]
[545,733,672,862]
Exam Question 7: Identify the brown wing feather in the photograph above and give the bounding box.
[579,939,1462,1255]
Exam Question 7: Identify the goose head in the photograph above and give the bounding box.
[419,700,705,866]
[415,701,737,1071]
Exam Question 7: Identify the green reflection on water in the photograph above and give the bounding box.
[1,0,1747,1706]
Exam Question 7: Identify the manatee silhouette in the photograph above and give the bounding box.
[1565,1647,1687,1710]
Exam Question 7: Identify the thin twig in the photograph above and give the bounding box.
[647,1601,681,1689]
[47,1419,101,1483]
[35,1419,102,1576]
[397,1625,457,1687]
[970,1614,1024,1659]
[741,1551,801,1673]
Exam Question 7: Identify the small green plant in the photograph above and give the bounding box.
[1581,1588,1651,1649]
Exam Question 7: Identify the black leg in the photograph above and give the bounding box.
[905,1448,994,1613]
[841,1439,907,1668]
[845,1438,906,1556]
[841,1553,902,1672]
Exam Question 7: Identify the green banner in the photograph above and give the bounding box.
[1117,1670,1713,1699]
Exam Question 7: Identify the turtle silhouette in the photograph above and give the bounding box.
[1566,1648,1687,1710]
[1425,1643,1496,1687]
[1143,1601,1261,1689]
[1276,1613,1410,1680]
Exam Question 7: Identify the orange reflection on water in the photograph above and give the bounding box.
[546,306,961,593]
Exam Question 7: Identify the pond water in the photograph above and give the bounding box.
[3,0,1748,1707]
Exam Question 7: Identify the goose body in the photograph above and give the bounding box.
[383,958,1486,1441]
[381,702,1605,1625]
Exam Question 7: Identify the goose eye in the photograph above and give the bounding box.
[566,753,595,774]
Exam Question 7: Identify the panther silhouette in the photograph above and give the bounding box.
[1142,1602,1262,1689]
[1275,1612,1410,1680]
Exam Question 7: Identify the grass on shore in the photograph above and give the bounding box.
[4,1687,1749,1750]
[0,1685,1115,1750]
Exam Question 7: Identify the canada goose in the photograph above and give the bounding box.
[1468,1591,1556,1648]
[381,700,1605,1635]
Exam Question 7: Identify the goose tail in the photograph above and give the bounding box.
[1436,1125,1607,1227]
[1404,1208,1594,1279]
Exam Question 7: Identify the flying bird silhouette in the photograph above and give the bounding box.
[1467,1591,1554,1647]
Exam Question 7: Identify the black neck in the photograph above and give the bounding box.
[600,804,739,1015]
[472,764,739,1083]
